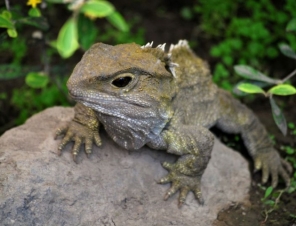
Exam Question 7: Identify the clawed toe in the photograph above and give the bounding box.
[159,162,204,207]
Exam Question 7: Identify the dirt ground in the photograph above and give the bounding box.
[213,183,296,226]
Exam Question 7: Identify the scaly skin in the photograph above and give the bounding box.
[55,40,292,207]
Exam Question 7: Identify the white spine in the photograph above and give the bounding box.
[141,41,154,49]
[169,39,189,52]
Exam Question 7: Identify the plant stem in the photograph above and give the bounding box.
[273,190,284,207]
[5,0,10,10]
[282,68,296,83]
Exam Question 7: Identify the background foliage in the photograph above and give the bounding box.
[0,0,295,130]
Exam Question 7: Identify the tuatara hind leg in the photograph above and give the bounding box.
[216,90,292,187]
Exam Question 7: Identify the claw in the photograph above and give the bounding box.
[254,157,262,171]
[261,162,270,184]
[281,159,293,174]
[94,133,102,147]
[58,131,73,152]
[178,201,184,208]
[164,182,180,200]
[54,125,68,139]
[57,148,62,156]
[72,137,82,159]
[178,187,189,208]
[73,152,78,163]
[279,167,290,187]
[271,169,278,188]
[158,174,172,184]
[85,139,93,156]
[194,189,204,205]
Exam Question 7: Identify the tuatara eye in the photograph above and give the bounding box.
[112,76,132,88]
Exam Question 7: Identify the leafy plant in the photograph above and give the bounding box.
[260,143,296,219]
[0,0,131,89]
[51,0,129,58]
[0,0,142,128]
[11,77,69,125]
[233,18,296,135]
[182,0,296,90]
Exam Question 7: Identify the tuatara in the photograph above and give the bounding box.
[55,40,292,207]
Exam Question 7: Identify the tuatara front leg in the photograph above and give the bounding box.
[148,126,214,207]
[55,103,101,162]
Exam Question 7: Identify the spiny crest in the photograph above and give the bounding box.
[141,41,154,49]
[141,41,178,78]
[169,40,190,52]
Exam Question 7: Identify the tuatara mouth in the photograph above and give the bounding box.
[69,88,156,110]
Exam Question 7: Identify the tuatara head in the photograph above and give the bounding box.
[67,42,177,150]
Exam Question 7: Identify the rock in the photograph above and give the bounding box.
[0,107,251,226]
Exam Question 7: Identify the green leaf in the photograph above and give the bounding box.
[278,43,296,60]
[236,83,265,94]
[285,146,295,155]
[286,18,296,32]
[264,186,273,199]
[268,84,296,96]
[233,80,269,96]
[288,122,295,129]
[263,199,275,206]
[57,18,79,58]
[28,8,41,17]
[234,65,279,84]
[287,186,295,194]
[269,96,287,136]
[0,15,14,29]
[78,15,98,50]
[106,11,129,32]
[80,0,114,18]
[7,28,17,38]
[25,72,49,88]
[1,10,12,20]
[49,40,57,49]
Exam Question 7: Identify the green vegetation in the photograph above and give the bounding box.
[258,120,296,221]
[233,18,296,136]
[181,0,296,90]
[0,0,145,125]
[232,18,296,212]
[0,0,295,132]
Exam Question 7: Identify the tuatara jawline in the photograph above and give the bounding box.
[55,40,292,208]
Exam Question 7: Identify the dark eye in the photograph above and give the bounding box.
[112,76,132,88]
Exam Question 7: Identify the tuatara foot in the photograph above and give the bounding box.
[55,120,101,162]
[158,161,204,208]
[254,150,292,188]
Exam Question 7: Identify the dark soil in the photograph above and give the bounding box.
[0,0,295,225]
[214,187,296,226]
